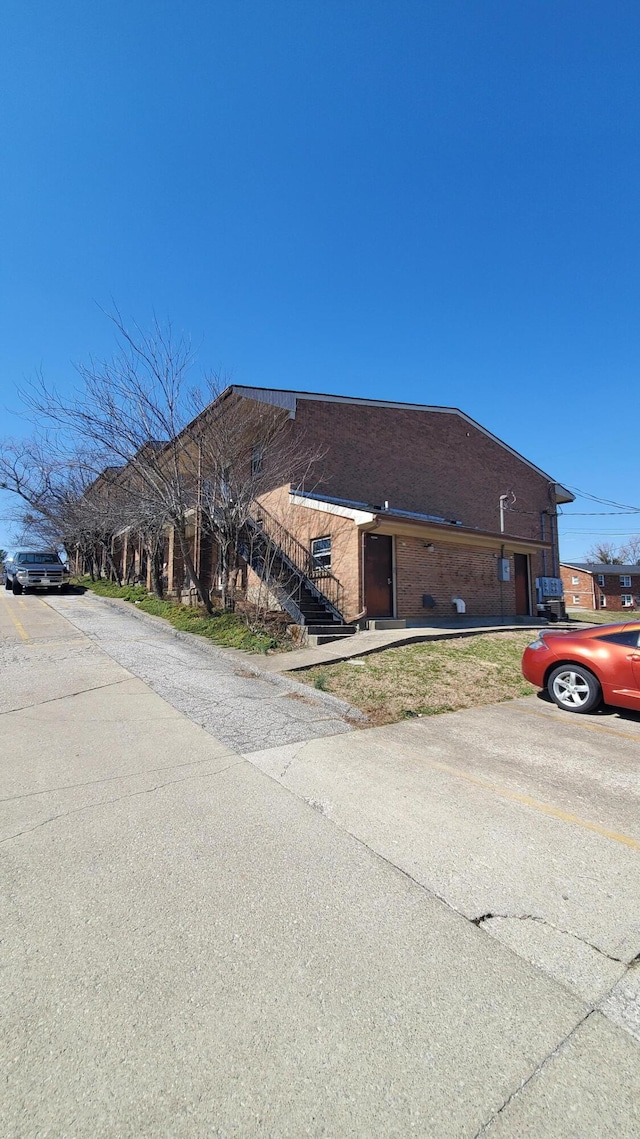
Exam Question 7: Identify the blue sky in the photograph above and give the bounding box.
[1,0,639,559]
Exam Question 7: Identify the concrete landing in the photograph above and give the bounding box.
[253,621,578,673]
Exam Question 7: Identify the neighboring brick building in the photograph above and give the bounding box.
[561,563,640,613]
[99,386,573,625]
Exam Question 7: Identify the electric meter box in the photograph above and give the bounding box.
[497,558,511,582]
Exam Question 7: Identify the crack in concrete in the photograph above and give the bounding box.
[0,677,134,717]
[0,748,238,803]
[471,1009,597,1137]
[278,742,310,780]
[473,912,634,965]
[0,759,245,845]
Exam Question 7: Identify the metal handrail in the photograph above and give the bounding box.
[246,502,345,620]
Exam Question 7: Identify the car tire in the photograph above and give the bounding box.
[11,579,22,595]
[547,664,601,714]
[4,577,11,590]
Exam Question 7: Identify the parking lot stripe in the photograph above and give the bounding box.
[416,754,640,852]
[513,703,640,744]
[1,596,31,643]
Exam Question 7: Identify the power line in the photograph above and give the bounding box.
[564,485,640,512]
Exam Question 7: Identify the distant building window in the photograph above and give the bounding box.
[572,595,580,605]
[571,575,579,585]
[311,536,332,570]
[597,575,605,587]
[620,575,632,588]
[621,594,633,607]
[251,444,265,475]
[599,595,606,608]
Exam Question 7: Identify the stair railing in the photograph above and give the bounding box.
[244,503,345,622]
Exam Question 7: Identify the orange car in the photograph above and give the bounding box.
[521,622,640,714]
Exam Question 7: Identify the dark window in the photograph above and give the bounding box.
[17,551,61,564]
[597,630,640,647]
[311,536,331,570]
[251,444,265,475]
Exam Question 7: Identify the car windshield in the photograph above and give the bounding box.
[16,552,62,565]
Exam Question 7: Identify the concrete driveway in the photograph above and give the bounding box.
[247,696,640,983]
[2,590,639,1137]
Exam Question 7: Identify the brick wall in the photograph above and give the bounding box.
[560,567,595,610]
[396,538,518,618]
[291,398,557,547]
[600,572,640,610]
[257,485,362,617]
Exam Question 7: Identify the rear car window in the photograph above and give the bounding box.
[596,629,640,648]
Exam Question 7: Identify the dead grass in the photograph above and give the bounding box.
[568,609,637,625]
[294,631,537,725]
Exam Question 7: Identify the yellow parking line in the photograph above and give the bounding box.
[417,754,640,852]
[513,703,640,744]
[1,596,31,643]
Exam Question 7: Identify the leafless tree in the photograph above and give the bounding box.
[619,535,640,565]
[584,541,623,565]
[17,311,321,614]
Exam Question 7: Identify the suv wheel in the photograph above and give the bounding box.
[4,577,11,590]
[11,579,23,595]
[547,664,601,714]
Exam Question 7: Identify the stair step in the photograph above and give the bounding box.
[305,624,355,636]
[307,633,357,647]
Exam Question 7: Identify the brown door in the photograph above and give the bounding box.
[364,534,394,617]
[514,553,530,616]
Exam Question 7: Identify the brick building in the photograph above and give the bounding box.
[98,386,573,625]
[561,563,640,613]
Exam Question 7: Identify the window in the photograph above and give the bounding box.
[311,536,331,570]
[251,444,265,475]
[599,595,606,608]
[597,574,605,587]
[620,575,632,588]
[571,575,579,585]
[572,595,580,604]
[598,629,640,647]
[621,594,633,607]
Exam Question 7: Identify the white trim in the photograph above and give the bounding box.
[231,385,573,500]
[289,491,375,525]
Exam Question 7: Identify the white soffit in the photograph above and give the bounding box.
[289,492,375,525]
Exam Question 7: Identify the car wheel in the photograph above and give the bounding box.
[547,664,601,714]
[12,579,22,595]
[4,577,11,590]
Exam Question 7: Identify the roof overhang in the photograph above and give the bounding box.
[554,484,575,504]
[290,491,550,554]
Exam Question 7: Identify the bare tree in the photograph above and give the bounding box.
[17,312,321,614]
[619,535,640,565]
[584,541,623,565]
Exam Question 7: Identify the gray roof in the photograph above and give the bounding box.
[562,562,640,574]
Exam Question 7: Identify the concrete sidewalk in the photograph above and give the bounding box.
[2,593,638,1137]
[252,620,576,673]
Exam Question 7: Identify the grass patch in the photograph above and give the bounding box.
[568,609,637,625]
[294,631,538,725]
[76,577,284,653]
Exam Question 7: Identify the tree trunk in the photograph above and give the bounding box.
[148,540,164,598]
[174,521,212,614]
[103,544,122,586]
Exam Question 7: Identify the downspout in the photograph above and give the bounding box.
[540,512,548,576]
